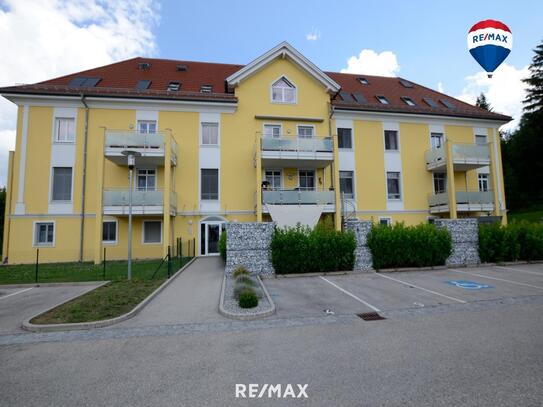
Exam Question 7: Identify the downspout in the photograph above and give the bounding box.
[328,102,335,189]
[79,94,89,262]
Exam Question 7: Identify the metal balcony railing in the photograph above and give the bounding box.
[262,189,335,205]
[261,136,333,153]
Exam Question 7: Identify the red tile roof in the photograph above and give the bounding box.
[0,57,511,122]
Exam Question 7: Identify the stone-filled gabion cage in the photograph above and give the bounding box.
[225,222,275,276]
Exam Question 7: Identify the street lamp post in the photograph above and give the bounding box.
[121,150,141,280]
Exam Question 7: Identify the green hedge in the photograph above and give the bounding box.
[479,221,543,262]
[219,232,226,262]
[271,224,356,274]
[367,223,452,270]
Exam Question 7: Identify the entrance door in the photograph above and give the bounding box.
[200,221,224,255]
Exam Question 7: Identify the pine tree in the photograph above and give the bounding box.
[475,93,492,111]
[523,39,543,116]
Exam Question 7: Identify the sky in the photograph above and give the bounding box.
[0,0,541,186]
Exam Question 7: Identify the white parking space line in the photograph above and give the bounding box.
[375,273,467,304]
[0,287,33,300]
[450,269,543,290]
[319,277,381,312]
[495,266,543,276]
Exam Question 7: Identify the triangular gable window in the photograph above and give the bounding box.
[271,77,296,103]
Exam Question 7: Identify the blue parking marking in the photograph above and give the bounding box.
[446,280,493,290]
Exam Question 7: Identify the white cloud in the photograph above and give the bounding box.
[0,0,160,186]
[306,28,320,41]
[437,82,445,93]
[456,63,529,132]
[340,49,400,77]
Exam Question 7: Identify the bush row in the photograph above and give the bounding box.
[367,223,452,270]
[479,221,543,262]
[219,232,226,262]
[270,224,356,274]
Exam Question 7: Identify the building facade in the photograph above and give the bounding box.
[1,42,510,264]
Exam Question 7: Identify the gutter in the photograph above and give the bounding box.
[79,94,89,262]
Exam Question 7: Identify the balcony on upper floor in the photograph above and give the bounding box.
[261,188,336,213]
[104,130,178,166]
[428,190,494,214]
[425,143,490,172]
[260,135,334,167]
[103,188,177,216]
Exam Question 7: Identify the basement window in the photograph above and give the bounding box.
[34,222,54,246]
[167,81,181,91]
[376,95,389,104]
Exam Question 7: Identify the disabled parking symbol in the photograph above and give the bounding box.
[446,280,492,290]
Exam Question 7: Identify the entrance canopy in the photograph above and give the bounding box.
[266,204,324,229]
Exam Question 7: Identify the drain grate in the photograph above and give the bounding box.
[357,312,386,321]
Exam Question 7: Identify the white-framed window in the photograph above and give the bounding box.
[475,134,487,145]
[431,132,444,149]
[384,130,399,151]
[143,220,162,244]
[51,167,73,201]
[137,169,156,191]
[201,122,219,145]
[297,125,314,139]
[298,170,315,191]
[338,128,353,149]
[264,169,282,190]
[201,169,219,200]
[138,120,157,134]
[433,172,447,194]
[271,77,296,104]
[340,171,354,199]
[102,220,117,244]
[379,217,391,226]
[386,172,401,200]
[478,173,489,192]
[54,118,75,143]
[34,222,55,246]
[263,124,281,138]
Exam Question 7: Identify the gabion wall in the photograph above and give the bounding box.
[435,218,480,266]
[343,219,373,271]
[225,222,275,276]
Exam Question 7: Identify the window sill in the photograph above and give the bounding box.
[53,141,76,145]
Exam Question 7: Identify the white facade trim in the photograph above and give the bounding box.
[383,122,404,211]
[199,112,221,213]
[15,104,29,215]
[492,127,505,210]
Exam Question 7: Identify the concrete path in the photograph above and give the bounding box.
[119,256,227,327]
[0,283,104,334]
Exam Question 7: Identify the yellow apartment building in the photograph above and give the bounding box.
[0,42,510,264]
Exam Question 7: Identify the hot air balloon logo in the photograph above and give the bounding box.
[467,19,513,78]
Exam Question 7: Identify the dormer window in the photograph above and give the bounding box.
[271,77,296,103]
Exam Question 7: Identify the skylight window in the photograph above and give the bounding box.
[352,92,367,104]
[401,96,416,106]
[176,64,188,72]
[376,95,389,104]
[423,97,438,108]
[167,81,181,91]
[138,62,151,70]
[136,80,151,90]
[68,77,101,87]
[357,77,369,85]
[200,85,212,93]
[440,99,456,109]
[339,91,354,102]
[399,79,414,88]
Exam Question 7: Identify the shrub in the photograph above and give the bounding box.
[479,221,543,262]
[219,232,227,262]
[238,288,258,308]
[232,266,249,278]
[367,223,452,270]
[271,223,356,274]
[235,275,256,286]
[233,283,262,300]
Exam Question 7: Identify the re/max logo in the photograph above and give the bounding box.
[235,384,308,399]
[472,33,508,43]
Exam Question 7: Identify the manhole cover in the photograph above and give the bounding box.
[356,312,386,321]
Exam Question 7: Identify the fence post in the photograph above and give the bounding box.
[35,249,39,284]
[103,247,106,280]
[167,246,172,278]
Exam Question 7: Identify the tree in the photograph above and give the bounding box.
[523,39,543,116]
[475,92,492,111]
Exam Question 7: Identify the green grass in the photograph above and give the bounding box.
[508,207,543,224]
[0,257,192,285]
[31,279,165,324]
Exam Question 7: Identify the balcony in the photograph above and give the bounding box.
[428,190,494,214]
[262,189,336,213]
[103,188,177,215]
[425,143,490,171]
[104,130,178,166]
[260,136,334,167]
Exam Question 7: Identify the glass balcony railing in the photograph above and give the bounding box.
[103,189,164,207]
[261,136,333,153]
[425,143,490,167]
[428,190,494,207]
[105,131,166,150]
[262,189,335,205]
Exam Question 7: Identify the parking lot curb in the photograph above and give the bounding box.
[219,275,276,320]
[0,281,109,289]
[21,257,197,333]
[268,270,368,278]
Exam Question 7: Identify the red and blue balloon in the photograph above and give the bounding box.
[467,20,512,78]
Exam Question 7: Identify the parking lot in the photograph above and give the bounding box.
[263,264,543,318]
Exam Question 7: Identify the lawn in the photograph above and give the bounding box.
[508,207,543,224]
[0,257,191,285]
